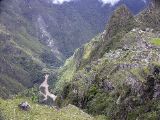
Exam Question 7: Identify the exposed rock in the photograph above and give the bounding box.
[101,80,114,92]
[153,84,160,99]
[125,75,143,93]
[18,102,31,111]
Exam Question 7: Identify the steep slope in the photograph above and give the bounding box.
[0,0,148,98]
[137,2,160,31]
[0,0,64,64]
[116,0,150,14]
[0,0,148,58]
[0,0,60,98]
[0,23,49,98]
[55,5,136,91]
[56,3,160,119]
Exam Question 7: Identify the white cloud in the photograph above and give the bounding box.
[51,0,121,5]
[51,0,146,5]
[99,0,121,5]
[51,0,73,4]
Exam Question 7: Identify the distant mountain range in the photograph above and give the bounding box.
[0,0,149,58]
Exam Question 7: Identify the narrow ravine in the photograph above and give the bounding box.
[39,74,57,102]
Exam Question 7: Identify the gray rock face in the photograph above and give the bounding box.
[153,84,160,99]
[125,75,143,93]
[18,102,31,111]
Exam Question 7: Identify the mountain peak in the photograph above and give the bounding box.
[105,5,135,39]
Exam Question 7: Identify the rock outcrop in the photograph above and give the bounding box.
[18,101,31,111]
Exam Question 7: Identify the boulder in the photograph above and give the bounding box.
[18,101,31,111]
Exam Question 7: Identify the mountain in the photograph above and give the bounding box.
[0,0,158,120]
[0,0,148,99]
[117,0,150,14]
[0,0,149,58]
[55,2,160,119]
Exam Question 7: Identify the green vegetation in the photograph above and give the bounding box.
[0,1,160,119]
[55,56,77,92]
[0,98,94,120]
[0,24,47,98]
[41,50,62,67]
[150,38,160,46]
[55,4,160,119]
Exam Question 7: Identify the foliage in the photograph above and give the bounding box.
[56,5,160,119]
[41,50,62,67]
[150,38,160,46]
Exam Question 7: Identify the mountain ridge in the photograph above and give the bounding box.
[55,2,160,119]
[0,0,149,99]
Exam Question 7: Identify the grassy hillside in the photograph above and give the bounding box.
[0,97,94,120]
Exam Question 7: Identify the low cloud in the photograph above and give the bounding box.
[99,0,121,5]
[51,0,120,5]
[51,0,146,5]
[51,0,73,4]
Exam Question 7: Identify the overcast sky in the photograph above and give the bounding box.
[51,0,121,5]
